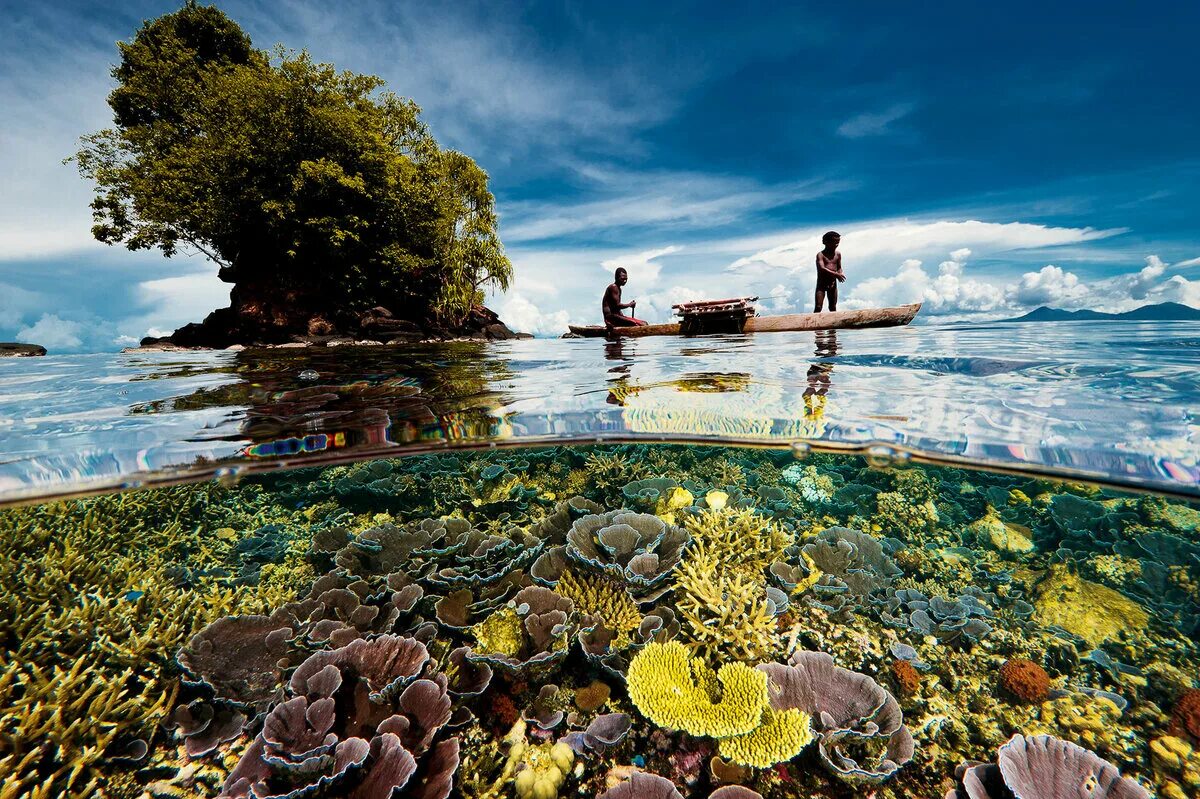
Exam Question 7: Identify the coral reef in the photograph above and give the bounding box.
[6,444,1200,799]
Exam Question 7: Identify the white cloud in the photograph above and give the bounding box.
[493,291,571,337]
[0,281,42,329]
[600,245,681,285]
[1010,265,1089,307]
[837,103,915,138]
[1131,255,1166,300]
[843,251,1005,314]
[16,313,84,350]
[502,170,849,242]
[636,285,705,324]
[132,270,231,338]
[1175,256,1200,269]
[729,219,1122,275]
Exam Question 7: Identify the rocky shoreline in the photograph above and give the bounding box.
[0,343,46,357]
[133,303,530,352]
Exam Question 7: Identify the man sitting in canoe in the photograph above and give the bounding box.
[603,267,647,328]
[815,230,846,312]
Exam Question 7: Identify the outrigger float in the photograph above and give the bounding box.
[568,297,921,338]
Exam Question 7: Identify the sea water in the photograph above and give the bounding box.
[1,323,1199,798]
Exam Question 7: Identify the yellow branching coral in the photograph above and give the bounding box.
[626,642,768,738]
[681,507,791,580]
[471,606,525,658]
[674,543,780,662]
[556,571,641,646]
[717,707,814,768]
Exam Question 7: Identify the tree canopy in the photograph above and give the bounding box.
[74,1,511,332]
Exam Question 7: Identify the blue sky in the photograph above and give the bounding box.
[2,1,1199,349]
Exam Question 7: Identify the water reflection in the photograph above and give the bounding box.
[2,321,1200,501]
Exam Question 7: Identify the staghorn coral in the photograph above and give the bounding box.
[673,543,780,663]
[0,485,300,798]
[679,508,791,581]
[626,642,768,739]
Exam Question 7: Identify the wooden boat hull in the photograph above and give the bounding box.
[567,303,921,338]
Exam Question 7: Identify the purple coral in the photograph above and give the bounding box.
[945,734,1149,799]
[599,772,684,799]
[178,611,294,706]
[757,650,913,783]
[221,634,459,799]
[561,712,632,755]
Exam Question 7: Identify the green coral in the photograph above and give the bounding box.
[626,641,768,738]
[718,707,814,768]
[680,507,791,580]
[555,571,641,647]
[471,606,525,658]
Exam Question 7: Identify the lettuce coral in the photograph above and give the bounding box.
[626,642,768,738]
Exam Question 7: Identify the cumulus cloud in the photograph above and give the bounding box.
[16,313,84,350]
[1131,255,1166,299]
[837,102,915,138]
[493,292,571,337]
[843,251,1005,314]
[1010,265,1089,307]
[129,270,231,338]
[635,285,705,323]
[600,245,681,285]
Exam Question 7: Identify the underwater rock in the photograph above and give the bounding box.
[970,512,1036,556]
[944,733,1148,799]
[998,658,1051,704]
[1032,565,1150,647]
[758,650,913,783]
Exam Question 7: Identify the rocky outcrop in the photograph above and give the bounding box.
[140,301,529,350]
[0,343,46,357]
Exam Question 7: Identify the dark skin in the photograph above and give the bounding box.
[603,268,646,326]
[815,234,845,312]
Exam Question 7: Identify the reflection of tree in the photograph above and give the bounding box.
[606,373,751,406]
[128,345,519,456]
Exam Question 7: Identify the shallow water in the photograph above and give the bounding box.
[2,443,1198,798]
[2,320,1199,504]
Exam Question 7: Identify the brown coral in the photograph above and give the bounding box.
[1170,688,1200,742]
[998,658,1050,704]
[890,659,921,696]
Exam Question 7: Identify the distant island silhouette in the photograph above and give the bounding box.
[998,301,1200,323]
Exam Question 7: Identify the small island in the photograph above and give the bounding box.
[73,2,525,349]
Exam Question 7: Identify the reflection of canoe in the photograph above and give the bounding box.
[568,303,921,338]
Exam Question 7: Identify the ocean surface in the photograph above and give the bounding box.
[1,320,1197,504]
[2,320,1200,799]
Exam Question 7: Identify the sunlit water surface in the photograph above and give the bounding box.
[1,320,1198,503]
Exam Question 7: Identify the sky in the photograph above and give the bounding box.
[2,1,1200,350]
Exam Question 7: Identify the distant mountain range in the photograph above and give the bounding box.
[999,301,1200,323]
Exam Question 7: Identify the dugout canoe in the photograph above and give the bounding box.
[567,302,921,338]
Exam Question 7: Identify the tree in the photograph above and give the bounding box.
[73,2,512,338]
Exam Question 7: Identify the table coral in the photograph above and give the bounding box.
[626,642,768,739]
[716,708,813,768]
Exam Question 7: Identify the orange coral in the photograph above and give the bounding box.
[998,658,1050,704]
[890,659,921,696]
[1170,688,1200,741]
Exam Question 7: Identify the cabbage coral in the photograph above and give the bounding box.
[626,642,768,738]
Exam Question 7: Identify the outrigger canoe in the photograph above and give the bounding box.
[568,302,921,338]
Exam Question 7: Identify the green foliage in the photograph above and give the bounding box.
[73,1,511,328]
